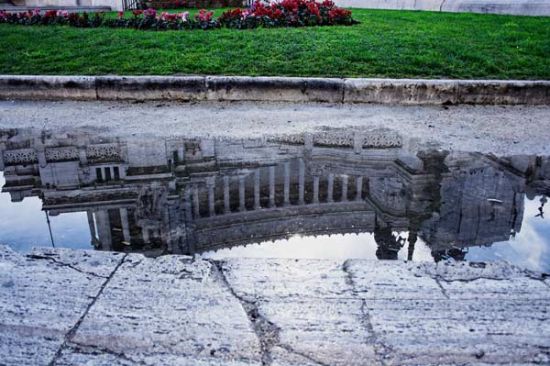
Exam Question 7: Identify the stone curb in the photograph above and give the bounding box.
[336,0,550,17]
[0,75,548,105]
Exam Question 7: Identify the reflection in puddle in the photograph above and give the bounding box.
[0,128,549,272]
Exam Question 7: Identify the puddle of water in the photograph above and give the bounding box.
[0,175,91,252]
[0,128,549,272]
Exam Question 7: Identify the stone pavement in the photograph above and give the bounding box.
[0,245,549,365]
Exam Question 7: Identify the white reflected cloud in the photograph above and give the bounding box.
[0,173,91,252]
[204,232,379,260]
[466,195,550,272]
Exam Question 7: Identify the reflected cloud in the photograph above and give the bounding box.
[0,128,549,271]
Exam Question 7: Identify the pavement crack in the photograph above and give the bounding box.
[48,253,128,366]
[126,258,143,269]
[278,344,330,366]
[209,260,280,366]
[436,276,506,283]
[342,259,390,366]
[27,254,109,279]
[66,340,146,365]
[525,272,550,287]
[434,276,451,299]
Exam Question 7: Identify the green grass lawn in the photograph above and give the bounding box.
[1,8,549,78]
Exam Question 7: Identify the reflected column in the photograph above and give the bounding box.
[283,162,290,206]
[87,211,97,245]
[254,170,261,210]
[239,176,246,211]
[327,174,334,203]
[0,143,5,170]
[207,178,215,217]
[192,186,200,218]
[355,176,363,201]
[407,230,417,261]
[269,166,275,208]
[341,175,348,202]
[313,175,320,204]
[223,176,230,214]
[119,208,131,244]
[298,159,305,205]
[95,210,112,250]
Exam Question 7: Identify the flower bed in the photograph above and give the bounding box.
[220,0,354,28]
[0,0,356,31]
[143,0,244,9]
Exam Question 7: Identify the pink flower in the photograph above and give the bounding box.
[180,11,189,21]
[56,10,69,17]
[196,9,213,22]
[160,11,178,21]
[32,8,40,16]
[143,8,157,18]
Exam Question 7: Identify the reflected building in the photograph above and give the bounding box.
[1,128,548,260]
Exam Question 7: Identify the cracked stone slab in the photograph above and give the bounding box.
[345,259,550,365]
[1,247,549,366]
[0,244,25,264]
[0,245,122,366]
[56,343,256,366]
[270,346,325,366]
[220,258,377,366]
[366,298,550,365]
[64,254,261,365]
[29,247,125,278]
[344,259,446,300]
[55,343,135,366]
[436,277,550,300]
[262,299,376,366]
[415,260,545,281]
[218,258,354,301]
[413,261,550,300]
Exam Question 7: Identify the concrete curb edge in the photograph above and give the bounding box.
[0,75,548,105]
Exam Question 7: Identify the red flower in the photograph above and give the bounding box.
[280,0,299,13]
[117,11,124,19]
[254,3,266,16]
[306,1,320,17]
[196,9,213,22]
[43,10,57,18]
[132,9,143,17]
[272,8,283,19]
[161,11,178,21]
[328,7,351,22]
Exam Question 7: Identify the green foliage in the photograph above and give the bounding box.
[0,9,549,78]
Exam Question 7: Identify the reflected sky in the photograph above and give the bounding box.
[466,195,550,272]
[3,172,548,272]
[203,231,435,262]
[0,173,91,252]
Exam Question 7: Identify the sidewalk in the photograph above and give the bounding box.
[1,245,549,365]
